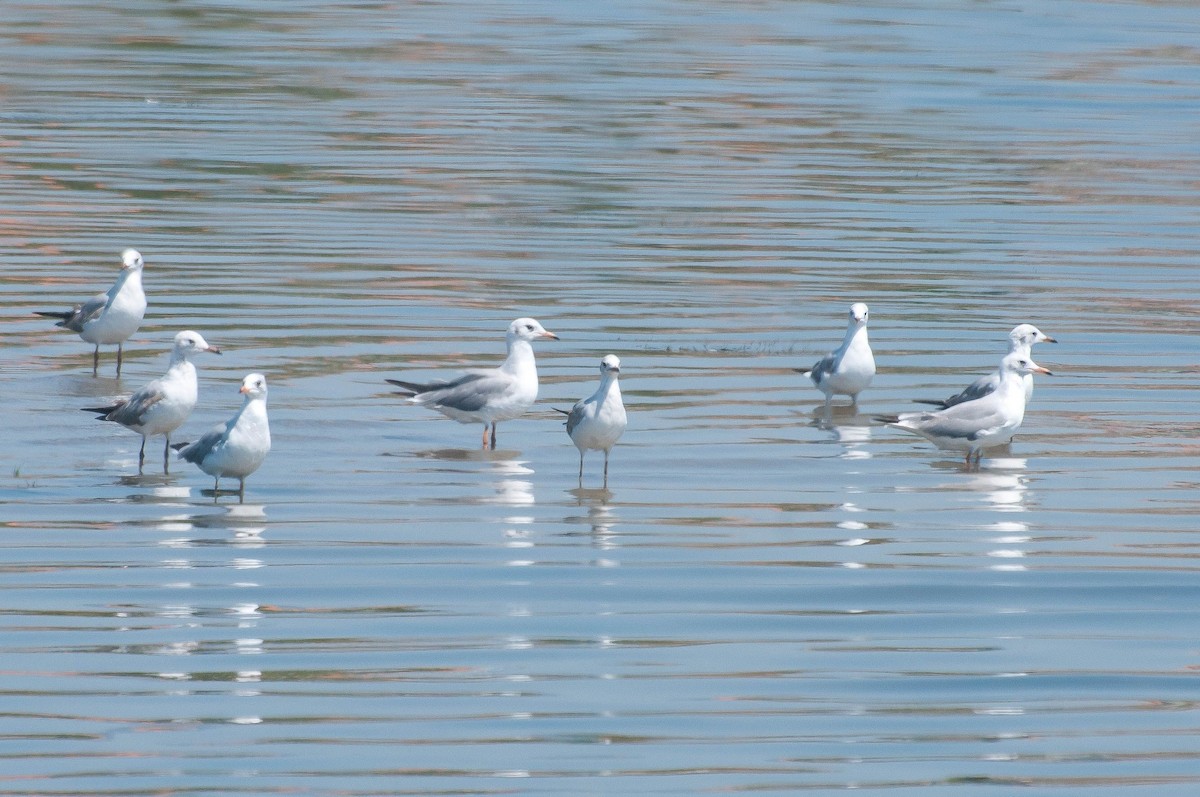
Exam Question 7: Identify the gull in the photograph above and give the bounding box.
[558,354,627,484]
[876,352,1052,468]
[175,373,271,498]
[387,317,559,449]
[917,323,1056,409]
[798,302,875,408]
[82,330,221,474]
[36,248,147,376]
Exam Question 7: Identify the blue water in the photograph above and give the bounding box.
[3,1,1200,794]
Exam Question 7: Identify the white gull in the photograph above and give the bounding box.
[36,248,147,376]
[877,352,1052,468]
[799,302,875,408]
[175,373,271,498]
[83,330,221,473]
[560,354,627,484]
[387,317,558,449]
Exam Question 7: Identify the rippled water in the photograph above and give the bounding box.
[4,1,1200,794]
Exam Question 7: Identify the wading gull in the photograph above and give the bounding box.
[559,354,627,484]
[175,373,271,498]
[917,323,1056,409]
[876,352,1051,468]
[798,302,875,408]
[36,248,147,377]
[83,330,221,474]
[387,317,558,449]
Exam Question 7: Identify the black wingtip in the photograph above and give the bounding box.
[552,408,570,415]
[80,405,119,420]
[911,399,949,409]
[170,442,188,451]
[872,415,901,425]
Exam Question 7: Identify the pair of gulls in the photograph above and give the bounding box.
[38,251,271,495]
[387,318,628,484]
[801,303,1056,467]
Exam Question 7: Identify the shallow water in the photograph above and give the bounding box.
[3,1,1200,794]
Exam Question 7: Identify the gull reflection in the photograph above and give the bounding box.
[487,457,536,507]
[812,412,874,460]
[564,485,620,556]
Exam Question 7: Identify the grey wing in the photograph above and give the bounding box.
[917,400,1005,441]
[422,372,506,412]
[63,291,111,332]
[178,424,226,465]
[564,400,586,436]
[807,352,837,383]
[941,372,1000,408]
[107,382,166,426]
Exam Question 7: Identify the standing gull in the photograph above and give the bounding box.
[560,354,627,484]
[82,330,222,474]
[36,248,147,376]
[876,352,1052,468]
[175,373,271,498]
[917,323,1056,409]
[798,302,875,408]
[387,317,559,449]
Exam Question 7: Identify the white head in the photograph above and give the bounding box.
[239,373,268,400]
[1001,351,1052,377]
[173,330,222,358]
[507,317,559,343]
[849,302,869,326]
[599,354,621,375]
[1009,323,1056,349]
[121,249,144,271]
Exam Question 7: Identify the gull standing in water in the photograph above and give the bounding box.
[560,354,627,485]
[82,330,222,474]
[798,302,875,409]
[876,352,1052,468]
[917,323,1056,409]
[175,373,271,498]
[36,248,147,377]
[387,317,559,449]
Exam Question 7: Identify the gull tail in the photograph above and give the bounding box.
[81,404,122,421]
[872,414,902,425]
[35,309,73,326]
[385,378,426,397]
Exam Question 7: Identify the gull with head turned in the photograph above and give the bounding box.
[387,317,559,449]
[82,330,221,473]
[36,248,147,377]
[175,373,271,499]
[917,323,1056,409]
[877,352,1052,469]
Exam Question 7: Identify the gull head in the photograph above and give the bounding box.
[239,373,268,400]
[600,354,621,375]
[174,330,222,357]
[508,317,559,342]
[1002,352,1052,377]
[1010,323,1056,347]
[848,302,870,327]
[121,249,144,271]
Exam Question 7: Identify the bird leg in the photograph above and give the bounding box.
[603,451,610,482]
[489,423,497,450]
[238,478,246,503]
[480,425,489,449]
[578,452,584,480]
[116,344,123,377]
[137,438,146,473]
[92,346,100,377]
[162,437,171,474]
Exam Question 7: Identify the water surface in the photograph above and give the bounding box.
[3,1,1200,794]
